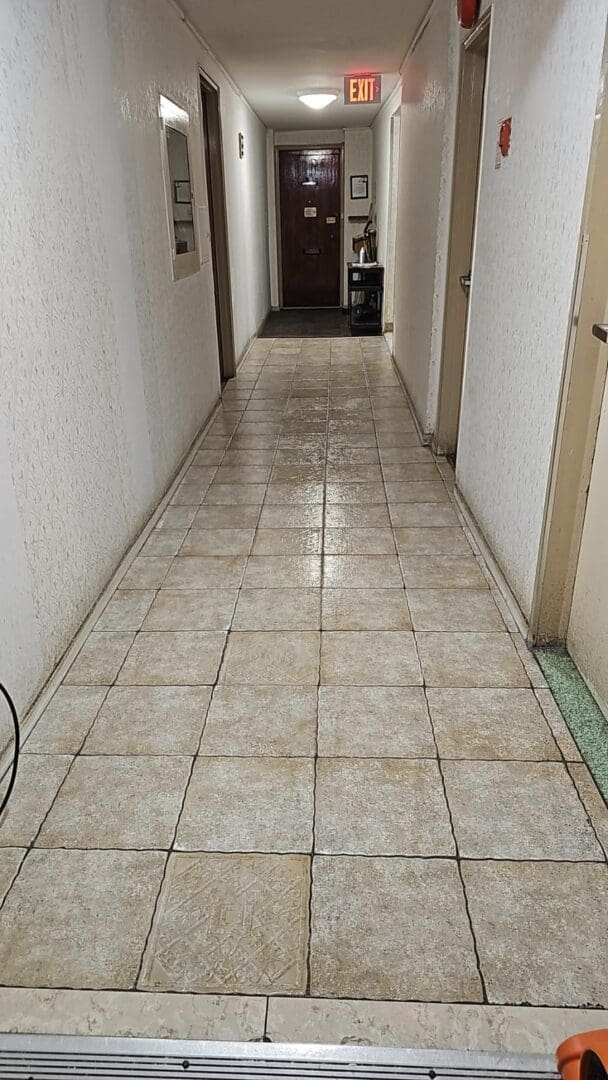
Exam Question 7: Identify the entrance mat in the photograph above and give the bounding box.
[0,1035,558,1080]
[535,646,608,800]
[260,308,350,338]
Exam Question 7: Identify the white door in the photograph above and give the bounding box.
[567,369,608,714]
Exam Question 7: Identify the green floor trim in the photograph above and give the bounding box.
[535,646,608,801]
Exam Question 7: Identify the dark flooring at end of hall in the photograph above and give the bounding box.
[260,307,351,338]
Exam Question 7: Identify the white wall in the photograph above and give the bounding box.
[0,0,269,715]
[457,0,607,617]
[392,0,459,432]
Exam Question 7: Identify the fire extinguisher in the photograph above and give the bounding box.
[457,0,480,29]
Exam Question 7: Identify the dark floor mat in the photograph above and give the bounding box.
[260,308,350,338]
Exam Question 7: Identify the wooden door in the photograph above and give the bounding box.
[279,148,341,307]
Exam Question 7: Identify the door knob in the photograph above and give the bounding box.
[459,273,471,291]
[592,323,608,343]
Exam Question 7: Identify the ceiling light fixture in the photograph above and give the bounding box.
[297,91,338,111]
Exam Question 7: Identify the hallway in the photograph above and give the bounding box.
[1,336,607,1013]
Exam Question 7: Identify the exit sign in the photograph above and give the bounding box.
[344,74,382,105]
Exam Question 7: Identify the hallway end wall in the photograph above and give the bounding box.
[0,0,269,717]
[456,0,607,618]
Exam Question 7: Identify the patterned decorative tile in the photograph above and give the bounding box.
[139,853,310,994]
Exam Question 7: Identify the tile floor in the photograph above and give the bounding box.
[1,335,608,1021]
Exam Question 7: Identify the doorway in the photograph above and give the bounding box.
[278,147,342,308]
[531,32,608,716]
[435,13,490,459]
[199,73,236,381]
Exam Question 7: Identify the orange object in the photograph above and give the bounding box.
[557,1030,608,1080]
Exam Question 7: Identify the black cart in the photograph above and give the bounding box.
[348,263,384,336]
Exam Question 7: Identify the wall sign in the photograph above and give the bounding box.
[304,206,317,217]
[344,74,382,105]
[350,175,369,200]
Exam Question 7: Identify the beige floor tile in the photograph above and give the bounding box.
[379,447,434,465]
[394,528,471,556]
[179,529,255,556]
[222,449,275,465]
[417,632,529,688]
[201,685,317,757]
[322,588,411,631]
[0,849,165,989]
[400,555,487,589]
[511,634,548,688]
[389,502,460,527]
[535,689,582,760]
[171,481,211,506]
[193,448,227,466]
[252,528,322,554]
[270,466,325,485]
[64,632,135,685]
[408,589,505,631]
[233,588,320,630]
[443,760,603,859]
[139,852,309,994]
[214,466,270,484]
[37,755,191,849]
[192,505,261,529]
[325,507,390,529]
[0,755,72,848]
[243,555,322,588]
[323,555,403,588]
[0,849,26,905]
[325,482,386,504]
[318,685,434,756]
[176,756,314,852]
[121,557,172,591]
[204,483,266,506]
[264,482,324,504]
[386,483,449,504]
[569,763,608,856]
[382,464,440,483]
[428,688,560,760]
[95,590,156,631]
[311,856,481,1001]
[326,465,383,483]
[163,556,246,590]
[142,589,237,631]
[258,504,324,528]
[324,528,396,554]
[462,860,608,1006]
[117,631,226,685]
[327,447,380,464]
[320,631,422,686]
[220,631,320,684]
[83,685,211,755]
[156,506,198,530]
[376,432,422,448]
[316,759,453,855]
[25,686,108,754]
[139,529,187,557]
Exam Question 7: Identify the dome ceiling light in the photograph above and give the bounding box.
[297,91,338,111]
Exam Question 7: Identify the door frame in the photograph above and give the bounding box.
[530,31,608,645]
[434,10,491,457]
[198,70,236,380]
[275,144,344,309]
[383,107,402,331]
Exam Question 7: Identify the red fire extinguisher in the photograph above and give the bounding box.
[457,0,480,29]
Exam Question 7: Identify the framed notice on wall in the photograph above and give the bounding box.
[350,174,368,200]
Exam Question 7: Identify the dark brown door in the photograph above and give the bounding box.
[279,148,341,307]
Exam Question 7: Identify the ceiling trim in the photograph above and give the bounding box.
[165,0,267,127]
[399,0,436,73]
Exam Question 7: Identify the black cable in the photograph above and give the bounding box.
[0,683,19,818]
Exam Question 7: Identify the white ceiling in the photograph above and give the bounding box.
[180,0,431,129]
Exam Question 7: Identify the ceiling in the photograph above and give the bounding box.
[180,0,431,129]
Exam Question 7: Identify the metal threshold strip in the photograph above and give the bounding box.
[0,1035,559,1080]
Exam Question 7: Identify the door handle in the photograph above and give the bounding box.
[592,323,608,343]
[459,273,471,291]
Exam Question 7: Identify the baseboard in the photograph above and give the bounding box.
[453,485,530,640]
[388,352,432,448]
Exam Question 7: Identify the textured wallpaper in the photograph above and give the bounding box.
[0,0,270,713]
[457,0,607,616]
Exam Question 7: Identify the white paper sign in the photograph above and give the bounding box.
[304,207,317,217]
